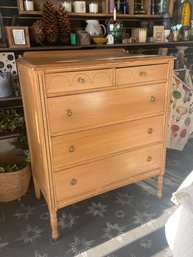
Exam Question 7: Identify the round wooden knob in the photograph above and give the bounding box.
[150,96,156,102]
[78,77,85,84]
[69,145,75,152]
[66,109,72,117]
[139,71,147,77]
[147,156,152,162]
[70,178,77,185]
[148,128,153,134]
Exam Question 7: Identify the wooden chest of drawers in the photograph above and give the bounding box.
[17,49,174,239]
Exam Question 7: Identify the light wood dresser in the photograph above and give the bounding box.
[17,49,174,239]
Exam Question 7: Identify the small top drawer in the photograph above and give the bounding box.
[116,64,168,85]
[45,69,113,95]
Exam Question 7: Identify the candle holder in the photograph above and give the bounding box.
[105,18,123,43]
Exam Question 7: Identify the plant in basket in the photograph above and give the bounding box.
[0,108,31,202]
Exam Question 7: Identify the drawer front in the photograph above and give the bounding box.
[48,83,166,135]
[116,64,168,85]
[55,144,162,202]
[52,115,164,171]
[45,69,113,94]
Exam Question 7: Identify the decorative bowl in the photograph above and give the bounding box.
[92,37,107,44]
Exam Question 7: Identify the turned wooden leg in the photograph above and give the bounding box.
[32,175,41,199]
[49,209,59,240]
[157,174,163,198]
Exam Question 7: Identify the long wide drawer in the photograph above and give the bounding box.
[45,69,113,95]
[47,83,166,135]
[54,144,162,202]
[116,64,168,85]
[51,115,164,171]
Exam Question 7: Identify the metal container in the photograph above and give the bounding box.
[0,72,12,98]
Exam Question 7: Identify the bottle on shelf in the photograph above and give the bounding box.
[115,0,123,14]
[151,0,157,15]
[123,0,129,14]
[113,0,129,14]
[180,0,191,27]
[109,0,115,13]
[163,12,171,29]
[158,0,169,14]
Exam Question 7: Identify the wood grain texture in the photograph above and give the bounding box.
[47,83,166,135]
[51,115,164,171]
[55,143,163,202]
[17,49,174,239]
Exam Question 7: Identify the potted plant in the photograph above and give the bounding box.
[105,18,123,44]
[0,108,31,202]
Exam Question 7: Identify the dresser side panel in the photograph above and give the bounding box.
[17,64,54,206]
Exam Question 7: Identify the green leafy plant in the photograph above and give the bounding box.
[0,108,29,173]
[0,109,25,135]
[0,161,27,173]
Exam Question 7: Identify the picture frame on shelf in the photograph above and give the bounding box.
[5,26,30,48]
[153,26,165,42]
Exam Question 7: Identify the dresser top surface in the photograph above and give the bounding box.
[17,48,174,70]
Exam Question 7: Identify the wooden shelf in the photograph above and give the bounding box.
[18,10,163,20]
[17,0,174,17]
[0,133,19,140]
[0,96,22,102]
[0,96,22,109]
[1,41,193,53]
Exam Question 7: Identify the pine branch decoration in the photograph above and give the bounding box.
[56,4,71,44]
[43,0,58,44]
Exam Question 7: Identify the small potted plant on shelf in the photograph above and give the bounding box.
[105,18,123,43]
[0,108,31,202]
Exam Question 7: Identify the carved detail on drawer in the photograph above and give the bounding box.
[45,69,113,95]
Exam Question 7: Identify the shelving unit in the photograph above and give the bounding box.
[17,0,174,17]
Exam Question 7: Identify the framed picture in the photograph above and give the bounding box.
[153,26,165,42]
[5,26,30,48]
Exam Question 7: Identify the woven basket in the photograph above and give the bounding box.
[0,154,31,202]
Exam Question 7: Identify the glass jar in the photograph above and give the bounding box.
[62,1,72,12]
[158,0,169,14]
[89,2,98,13]
[24,0,34,11]
[0,72,12,98]
[163,12,171,29]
